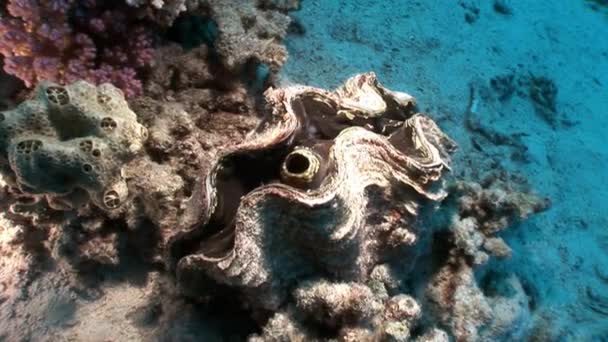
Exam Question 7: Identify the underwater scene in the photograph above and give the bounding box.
[0,0,606,341]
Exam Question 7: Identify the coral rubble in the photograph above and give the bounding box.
[448,176,550,265]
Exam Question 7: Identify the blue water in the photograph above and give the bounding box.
[282,0,608,339]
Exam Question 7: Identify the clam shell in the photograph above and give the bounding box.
[171,73,456,308]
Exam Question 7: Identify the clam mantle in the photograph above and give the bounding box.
[170,73,457,309]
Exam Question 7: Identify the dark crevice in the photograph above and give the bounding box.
[175,144,291,261]
[167,14,219,52]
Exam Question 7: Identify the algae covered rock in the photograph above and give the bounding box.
[0,81,148,211]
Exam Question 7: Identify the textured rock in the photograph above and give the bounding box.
[426,265,531,342]
[141,44,258,120]
[480,275,531,341]
[422,173,548,341]
[194,0,299,72]
[249,312,308,342]
[125,157,185,231]
[0,81,148,211]
[294,281,381,328]
[414,328,449,342]
[0,211,32,315]
[426,255,493,341]
[449,175,550,264]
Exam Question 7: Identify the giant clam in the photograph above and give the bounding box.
[169,73,457,309]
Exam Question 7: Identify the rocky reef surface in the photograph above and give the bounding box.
[0,0,584,341]
[0,70,548,340]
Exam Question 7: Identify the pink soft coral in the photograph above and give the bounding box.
[0,0,154,97]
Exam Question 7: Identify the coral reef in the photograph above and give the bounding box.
[0,0,300,95]
[0,81,148,211]
[0,0,154,97]
[125,0,189,25]
[448,175,550,264]
[191,0,300,72]
[0,36,282,341]
[0,67,548,340]
[425,254,533,341]
[0,0,579,338]
[252,280,430,341]
[423,173,549,341]
[426,255,492,341]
